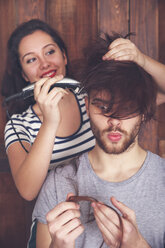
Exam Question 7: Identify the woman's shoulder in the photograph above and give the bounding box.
[5,105,40,131]
[8,105,38,122]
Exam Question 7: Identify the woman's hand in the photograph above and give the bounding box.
[46,193,84,248]
[103,37,165,105]
[103,38,145,68]
[34,74,68,127]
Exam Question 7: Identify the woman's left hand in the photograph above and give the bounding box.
[102,38,145,69]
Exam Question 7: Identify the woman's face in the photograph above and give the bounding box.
[19,30,67,83]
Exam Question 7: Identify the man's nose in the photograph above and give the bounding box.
[107,117,121,127]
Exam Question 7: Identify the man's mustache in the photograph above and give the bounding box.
[104,126,127,134]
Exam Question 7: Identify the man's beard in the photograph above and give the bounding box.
[90,119,142,154]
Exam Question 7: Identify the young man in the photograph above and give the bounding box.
[32,35,165,248]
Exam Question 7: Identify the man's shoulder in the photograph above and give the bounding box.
[147,150,165,169]
[148,151,165,162]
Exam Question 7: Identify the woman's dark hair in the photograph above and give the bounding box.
[1,19,71,115]
[81,33,157,122]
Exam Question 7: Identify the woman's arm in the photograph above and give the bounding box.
[36,222,52,248]
[103,38,165,105]
[7,120,58,200]
[7,76,67,200]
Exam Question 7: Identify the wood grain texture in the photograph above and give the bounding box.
[0,0,16,142]
[46,0,98,62]
[16,0,46,23]
[157,104,165,139]
[159,140,165,158]
[98,0,129,35]
[130,0,158,153]
[158,0,165,63]
[158,0,165,156]
[0,173,35,248]
[130,0,158,58]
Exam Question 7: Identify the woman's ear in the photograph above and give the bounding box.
[63,52,67,66]
[85,96,89,116]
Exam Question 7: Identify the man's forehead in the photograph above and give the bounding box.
[90,90,111,101]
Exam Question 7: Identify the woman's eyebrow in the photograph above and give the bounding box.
[21,43,57,61]
[43,43,57,49]
[22,52,35,61]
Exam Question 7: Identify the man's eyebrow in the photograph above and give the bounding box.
[21,43,56,61]
[91,98,110,104]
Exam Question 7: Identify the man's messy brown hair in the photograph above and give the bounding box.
[81,33,157,122]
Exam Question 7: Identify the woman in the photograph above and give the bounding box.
[2,19,95,201]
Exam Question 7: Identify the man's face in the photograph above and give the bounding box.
[85,91,143,154]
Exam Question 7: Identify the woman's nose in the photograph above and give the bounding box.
[39,57,50,69]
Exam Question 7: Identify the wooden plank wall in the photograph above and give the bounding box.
[158,0,165,158]
[0,0,164,247]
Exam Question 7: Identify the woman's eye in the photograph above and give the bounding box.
[46,49,55,55]
[26,57,36,64]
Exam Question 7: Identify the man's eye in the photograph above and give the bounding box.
[97,105,109,113]
[26,57,36,64]
[99,105,108,110]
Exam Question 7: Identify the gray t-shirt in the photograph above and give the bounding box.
[32,151,165,247]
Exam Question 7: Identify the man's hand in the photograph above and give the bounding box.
[46,193,84,248]
[92,196,151,248]
[91,198,122,248]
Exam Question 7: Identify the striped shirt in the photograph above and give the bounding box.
[4,93,95,169]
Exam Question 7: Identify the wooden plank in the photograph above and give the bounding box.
[0,143,10,172]
[0,173,29,248]
[158,0,165,156]
[98,0,129,35]
[130,0,158,153]
[157,104,165,139]
[16,0,47,23]
[159,140,165,158]
[46,0,98,62]
[158,0,165,63]
[130,0,158,58]
[0,0,16,142]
